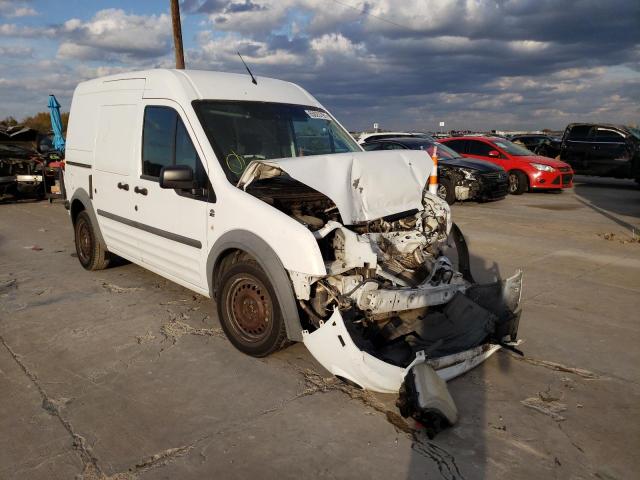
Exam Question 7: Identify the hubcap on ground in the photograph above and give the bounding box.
[226,275,272,343]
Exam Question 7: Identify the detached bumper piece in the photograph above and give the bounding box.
[397,362,458,439]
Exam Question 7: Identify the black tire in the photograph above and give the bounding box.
[217,260,287,357]
[508,170,528,195]
[436,177,456,205]
[74,211,111,270]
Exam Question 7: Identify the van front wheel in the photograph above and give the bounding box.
[217,261,288,357]
[74,211,110,270]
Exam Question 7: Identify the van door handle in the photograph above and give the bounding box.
[117,182,129,191]
[134,186,148,196]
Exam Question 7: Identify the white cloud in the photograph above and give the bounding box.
[0,1,37,18]
[0,44,33,57]
[56,9,172,61]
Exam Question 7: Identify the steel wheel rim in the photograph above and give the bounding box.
[508,173,518,193]
[225,274,273,344]
[77,221,92,263]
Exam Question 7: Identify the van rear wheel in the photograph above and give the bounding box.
[217,260,287,357]
[74,211,111,270]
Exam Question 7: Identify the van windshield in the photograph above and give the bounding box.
[193,100,361,182]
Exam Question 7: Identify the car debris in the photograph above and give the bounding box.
[0,142,61,201]
[64,69,524,435]
[0,143,45,199]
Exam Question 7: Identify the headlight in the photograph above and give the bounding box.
[531,163,555,172]
[459,167,477,180]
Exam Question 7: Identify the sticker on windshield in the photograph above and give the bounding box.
[305,109,332,121]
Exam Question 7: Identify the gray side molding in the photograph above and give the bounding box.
[69,188,108,250]
[207,230,304,342]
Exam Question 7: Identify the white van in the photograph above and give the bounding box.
[64,69,523,431]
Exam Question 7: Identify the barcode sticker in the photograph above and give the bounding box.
[305,110,331,120]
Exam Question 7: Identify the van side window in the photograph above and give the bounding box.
[142,106,208,192]
[142,107,176,177]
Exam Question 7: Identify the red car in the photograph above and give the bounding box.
[440,136,574,195]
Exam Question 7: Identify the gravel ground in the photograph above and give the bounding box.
[1,175,639,479]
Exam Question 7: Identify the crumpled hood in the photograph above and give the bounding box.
[237,150,434,224]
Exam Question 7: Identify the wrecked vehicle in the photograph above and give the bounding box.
[0,143,46,199]
[362,137,508,204]
[64,70,523,432]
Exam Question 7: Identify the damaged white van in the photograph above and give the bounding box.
[64,69,523,431]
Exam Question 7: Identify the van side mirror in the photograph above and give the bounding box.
[488,150,500,157]
[159,165,194,190]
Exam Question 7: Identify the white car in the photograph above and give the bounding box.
[64,69,522,433]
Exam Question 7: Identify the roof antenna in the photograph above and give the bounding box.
[237,52,257,85]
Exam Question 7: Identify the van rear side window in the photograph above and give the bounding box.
[142,106,207,188]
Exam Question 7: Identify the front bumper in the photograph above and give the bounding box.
[302,308,504,393]
[477,172,509,200]
[302,269,524,393]
[530,169,573,189]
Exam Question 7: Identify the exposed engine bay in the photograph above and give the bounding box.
[238,151,523,435]
[242,173,522,366]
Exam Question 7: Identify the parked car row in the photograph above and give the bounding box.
[361,137,508,204]
[357,121,639,205]
[439,136,574,195]
[358,130,574,203]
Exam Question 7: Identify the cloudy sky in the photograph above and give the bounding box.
[0,0,638,131]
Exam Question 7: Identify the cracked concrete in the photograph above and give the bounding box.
[1,176,640,479]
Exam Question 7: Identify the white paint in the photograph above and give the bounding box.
[65,69,332,294]
[302,308,502,393]
[239,150,434,225]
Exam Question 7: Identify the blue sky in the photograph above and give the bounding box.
[0,0,638,131]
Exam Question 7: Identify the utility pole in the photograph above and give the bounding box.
[170,0,185,69]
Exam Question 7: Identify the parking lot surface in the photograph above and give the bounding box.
[1,176,639,480]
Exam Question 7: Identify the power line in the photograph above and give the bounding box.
[328,0,413,30]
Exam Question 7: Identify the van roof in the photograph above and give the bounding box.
[74,69,321,108]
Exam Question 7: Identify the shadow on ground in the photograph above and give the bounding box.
[573,176,640,227]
